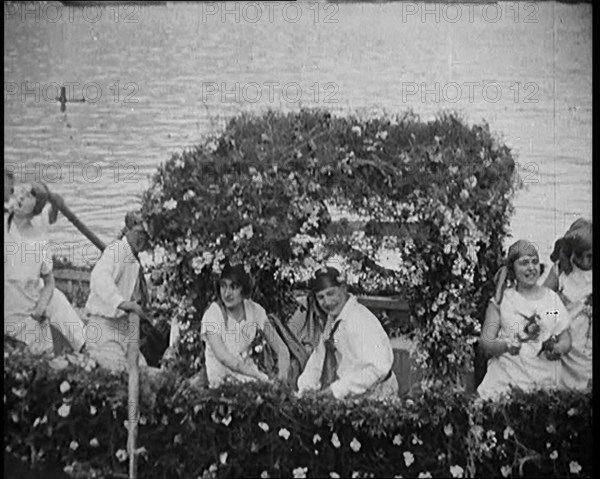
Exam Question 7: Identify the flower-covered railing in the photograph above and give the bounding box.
[141,108,519,381]
[4,349,592,479]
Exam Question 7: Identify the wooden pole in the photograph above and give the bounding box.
[47,191,107,251]
[126,312,141,479]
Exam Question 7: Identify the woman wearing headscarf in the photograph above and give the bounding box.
[544,219,592,390]
[297,266,398,400]
[4,182,85,354]
[200,263,290,388]
[477,240,572,400]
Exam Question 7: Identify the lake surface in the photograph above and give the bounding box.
[4,1,592,267]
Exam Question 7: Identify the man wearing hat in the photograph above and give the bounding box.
[83,210,152,370]
[297,266,398,400]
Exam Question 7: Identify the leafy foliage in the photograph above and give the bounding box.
[4,349,592,478]
[141,108,518,381]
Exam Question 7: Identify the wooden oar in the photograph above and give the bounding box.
[44,184,140,479]
[126,311,141,479]
[47,191,107,251]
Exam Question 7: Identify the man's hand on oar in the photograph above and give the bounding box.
[118,300,150,322]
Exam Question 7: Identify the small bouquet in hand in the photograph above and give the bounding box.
[538,334,559,360]
[518,312,542,342]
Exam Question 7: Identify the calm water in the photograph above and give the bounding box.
[4,1,592,266]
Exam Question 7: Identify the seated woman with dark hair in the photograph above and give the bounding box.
[200,263,290,388]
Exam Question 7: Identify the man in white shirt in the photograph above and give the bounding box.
[297,266,399,400]
[84,211,151,371]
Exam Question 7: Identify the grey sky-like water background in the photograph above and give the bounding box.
[4,1,592,269]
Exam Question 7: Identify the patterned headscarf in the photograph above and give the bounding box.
[492,240,539,305]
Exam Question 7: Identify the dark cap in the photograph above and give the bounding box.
[311,266,342,293]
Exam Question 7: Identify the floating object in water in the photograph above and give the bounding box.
[56,86,85,112]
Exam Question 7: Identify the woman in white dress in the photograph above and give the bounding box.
[4,182,85,354]
[477,240,572,400]
[544,219,592,390]
[200,263,290,388]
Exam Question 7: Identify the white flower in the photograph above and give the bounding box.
[59,381,71,394]
[89,438,100,447]
[550,450,558,460]
[260,472,269,479]
[313,434,322,444]
[278,428,290,440]
[418,473,432,478]
[503,426,514,440]
[115,449,128,462]
[392,434,402,446]
[258,422,269,432]
[219,452,228,464]
[174,158,184,168]
[500,465,512,478]
[569,461,582,474]
[376,130,388,141]
[331,432,341,448]
[206,140,218,153]
[350,438,361,452]
[222,415,232,426]
[351,125,362,136]
[33,415,48,427]
[330,473,340,479]
[163,199,177,211]
[292,467,308,478]
[403,451,414,467]
[450,465,464,478]
[69,441,79,451]
[411,434,423,445]
[567,408,577,417]
[444,424,453,437]
[58,403,71,418]
[183,189,196,201]
[90,405,97,416]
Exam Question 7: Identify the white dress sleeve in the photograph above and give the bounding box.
[201,302,224,339]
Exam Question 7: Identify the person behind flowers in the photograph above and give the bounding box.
[200,263,290,388]
[543,219,592,390]
[84,210,152,370]
[297,266,398,400]
[4,182,86,354]
[477,240,572,400]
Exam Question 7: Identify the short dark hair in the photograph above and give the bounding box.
[219,263,252,296]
